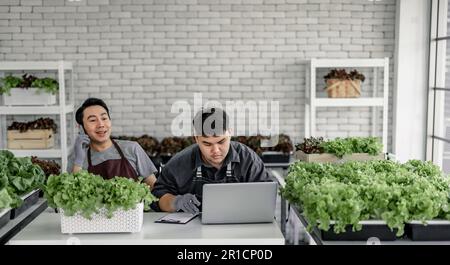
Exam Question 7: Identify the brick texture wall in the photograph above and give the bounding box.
[0,0,396,148]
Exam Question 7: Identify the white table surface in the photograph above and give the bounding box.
[8,212,285,245]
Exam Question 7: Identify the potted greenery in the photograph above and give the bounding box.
[0,175,13,229]
[136,135,160,158]
[0,74,58,105]
[159,136,194,164]
[0,150,46,219]
[281,159,450,241]
[44,171,157,234]
[295,136,384,162]
[324,69,365,98]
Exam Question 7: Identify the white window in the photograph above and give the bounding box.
[427,0,450,172]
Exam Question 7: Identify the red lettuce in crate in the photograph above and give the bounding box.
[136,135,160,157]
[267,134,294,154]
[31,157,61,177]
[160,137,195,156]
[8,118,57,133]
[295,137,325,154]
[324,69,365,82]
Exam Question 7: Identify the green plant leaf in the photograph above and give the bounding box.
[43,171,158,219]
[0,75,58,95]
[281,159,450,236]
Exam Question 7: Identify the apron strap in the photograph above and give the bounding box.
[87,139,125,167]
[226,162,232,179]
[87,147,93,167]
[191,162,235,200]
[195,162,233,180]
[196,166,202,179]
[111,139,126,160]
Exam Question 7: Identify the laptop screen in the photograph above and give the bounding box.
[201,182,277,224]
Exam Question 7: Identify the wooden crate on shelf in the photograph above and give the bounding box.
[325,79,361,98]
[7,129,54,149]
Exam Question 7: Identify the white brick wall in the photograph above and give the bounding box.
[0,0,396,149]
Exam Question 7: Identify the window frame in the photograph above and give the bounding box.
[426,0,449,168]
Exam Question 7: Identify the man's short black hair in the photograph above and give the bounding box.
[75,97,110,126]
[192,107,229,136]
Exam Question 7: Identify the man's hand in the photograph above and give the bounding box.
[144,174,157,190]
[73,133,90,167]
[172,193,201,215]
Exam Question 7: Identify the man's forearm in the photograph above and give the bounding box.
[159,193,176,212]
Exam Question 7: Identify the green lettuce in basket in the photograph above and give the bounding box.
[44,171,158,219]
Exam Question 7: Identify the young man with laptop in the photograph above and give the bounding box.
[152,107,273,215]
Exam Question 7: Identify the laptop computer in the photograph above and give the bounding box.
[201,182,277,224]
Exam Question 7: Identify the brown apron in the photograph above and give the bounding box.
[87,139,138,180]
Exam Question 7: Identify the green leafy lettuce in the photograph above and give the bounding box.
[0,150,46,208]
[281,160,450,236]
[0,175,13,210]
[44,171,158,219]
[320,137,383,158]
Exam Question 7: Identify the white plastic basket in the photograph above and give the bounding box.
[60,203,143,234]
[3,88,56,106]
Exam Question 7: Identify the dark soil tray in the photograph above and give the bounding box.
[0,209,11,229]
[10,190,39,220]
[261,152,291,163]
[406,221,450,241]
[318,221,397,241]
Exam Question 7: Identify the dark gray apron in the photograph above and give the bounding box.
[190,162,238,201]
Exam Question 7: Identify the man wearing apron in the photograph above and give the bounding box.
[68,98,158,189]
[152,107,271,214]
